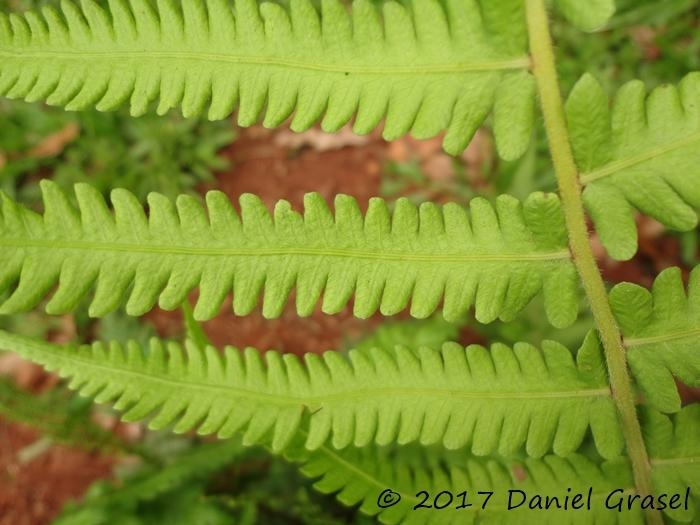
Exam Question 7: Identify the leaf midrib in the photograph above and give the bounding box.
[651,456,700,467]
[624,327,700,348]
[54,350,611,407]
[580,130,700,184]
[0,238,572,263]
[0,49,531,75]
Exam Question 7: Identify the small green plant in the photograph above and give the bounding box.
[0,99,234,203]
[0,1,698,524]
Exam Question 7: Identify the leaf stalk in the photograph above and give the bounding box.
[524,2,661,524]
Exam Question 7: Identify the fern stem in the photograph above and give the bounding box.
[182,301,212,351]
[524,2,661,524]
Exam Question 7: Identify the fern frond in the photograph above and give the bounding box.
[0,330,624,458]
[609,266,700,412]
[0,0,536,158]
[0,181,578,327]
[644,405,700,524]
[566,73,700,260]
[286,440,637,525]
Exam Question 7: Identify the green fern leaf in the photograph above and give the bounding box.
[0,0,535,158]
[609,266,700,413]
[285,440,638,525]
[0,181,578,327]
[644,405,700,524]
[0,330,623,458]
[566,73,700,260]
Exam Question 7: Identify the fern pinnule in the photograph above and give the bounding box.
[566,73,700,260]
[554,0,615,32]
[0,181,579,327]
[609,266,700,413]
[0,0,540,157]
[0,329,623,458]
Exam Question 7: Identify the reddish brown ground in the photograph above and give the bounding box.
[0,421,113,525]
[215,125,385,210]
[1,124,697,525]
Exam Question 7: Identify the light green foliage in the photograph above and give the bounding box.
[566,73,700,260]
[0,329,623,459]
[0,180,578,326]
[44,109,234,201]
[0,101,233,203]
[0,0,537,157]
[610,267,700,413]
